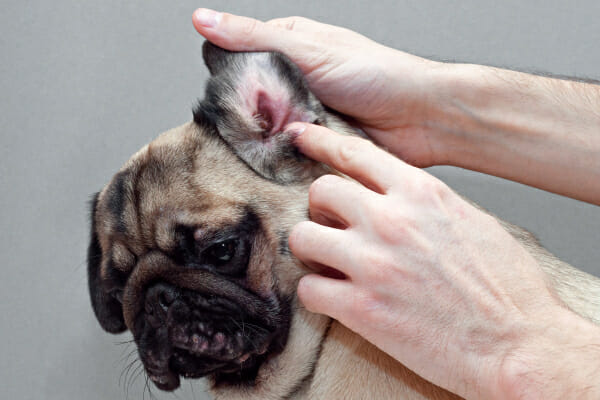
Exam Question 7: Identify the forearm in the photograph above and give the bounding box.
[495,309,600,400]
[430,64,600,205]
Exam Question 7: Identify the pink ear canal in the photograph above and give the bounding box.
[255,90,294,137]
[254,90,312,138]
[255,92,275,132]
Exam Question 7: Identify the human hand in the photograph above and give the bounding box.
[192,9,447,167]
[285,122,600,399]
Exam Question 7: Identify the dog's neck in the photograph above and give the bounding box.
[297,321,460,400]
[207,303,328,399]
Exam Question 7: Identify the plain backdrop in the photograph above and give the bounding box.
[1,1,599,399]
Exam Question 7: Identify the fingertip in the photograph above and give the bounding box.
[286,122,337,156]
[297,274,320,311]
[192,8,222,30]
[288,220,310,255]
[284,122,307,145]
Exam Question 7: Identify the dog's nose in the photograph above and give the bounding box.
[145,283,177,327]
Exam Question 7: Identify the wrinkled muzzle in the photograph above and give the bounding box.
[122,252,290,391]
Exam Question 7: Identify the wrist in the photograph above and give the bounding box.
[421,62,505,167]
[378,59,496,167]
[372,49,460,167]
[422,62,600,203]
[495,308,600,400]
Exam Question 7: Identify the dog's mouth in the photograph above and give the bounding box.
[133,283,291,391]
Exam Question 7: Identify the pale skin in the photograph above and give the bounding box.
[192,9,600,400]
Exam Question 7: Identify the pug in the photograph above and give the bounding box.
[87,42,600,399]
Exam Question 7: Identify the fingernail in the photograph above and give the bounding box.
[284,123,306,139]
[194,8,222,28]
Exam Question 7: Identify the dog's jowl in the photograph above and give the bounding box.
[88,42,600,399]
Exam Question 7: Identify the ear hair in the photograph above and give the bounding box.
[202,41,237,76]
[195,41,334,184]
[87,192,127,333]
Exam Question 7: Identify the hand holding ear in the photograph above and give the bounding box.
[192,9,446,168]
[286,122,600,400]
[192,9,600,205]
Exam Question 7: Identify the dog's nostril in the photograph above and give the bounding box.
[145,284,177,319]
[145,302,155,315]
[158,291,173,311]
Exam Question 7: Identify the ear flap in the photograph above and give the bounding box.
[201,41,322,132]
[87,193,127,334]
[196,42,337,184]
[202,41,237,75]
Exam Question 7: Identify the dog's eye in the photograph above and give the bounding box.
[204,239,238,266]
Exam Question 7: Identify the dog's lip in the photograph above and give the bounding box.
[169,349,264,379]
[166,325,273,382]
[146,369,180,391]
[132,281,291,390]
[142,320,274,389]
[170,327,270,362]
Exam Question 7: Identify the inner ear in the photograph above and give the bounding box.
[252,88,310,136]
[195,41,334,183]
[255,91,274,131]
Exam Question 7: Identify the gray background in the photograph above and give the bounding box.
[1,1,599,399]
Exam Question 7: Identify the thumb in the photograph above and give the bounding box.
[192,8,305,54]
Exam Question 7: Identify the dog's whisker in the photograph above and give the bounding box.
[123,362,136,400]
[128,362,145,399]
[119,358,135,386]
[142,375,149,400]
[229,316,269,335]
[144,373,160,400]
[118,345,137,365]
[73,253,103,274]
[119,357,139,388]
[170,387,183,400]
[121,359,141,398]
[188,380,197,400]
[115,338,136,346]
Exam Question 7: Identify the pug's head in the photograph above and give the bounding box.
[87,43,352,393]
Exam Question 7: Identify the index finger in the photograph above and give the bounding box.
[192,9,312,63]
[289,123,408,193]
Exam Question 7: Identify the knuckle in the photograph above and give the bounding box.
[240,17,259,37]
[267,17,295,30]
[370,208,412,244]
[349,290,382,320]
[349,290,401,333]
[281,17,298,31]
[361,251,395,283]
[289,15,310,24]
[269,16,311,31]
[413,174,450,201]
[337,137,365,163]
[309,174,338,198]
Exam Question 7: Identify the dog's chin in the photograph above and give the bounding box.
[133,285,291,391]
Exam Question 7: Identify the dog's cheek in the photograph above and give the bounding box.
[87,194,127,333]
[244,207,308,298]
[243,229,278,297]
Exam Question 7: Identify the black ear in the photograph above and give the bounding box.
[87,193,127,333]
[202,41,237,75]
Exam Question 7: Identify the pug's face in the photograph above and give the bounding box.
[87,43,347,391]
